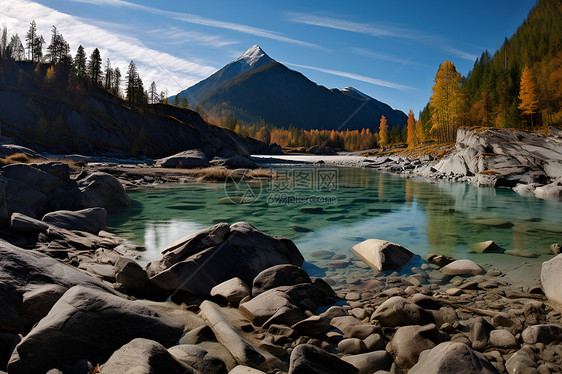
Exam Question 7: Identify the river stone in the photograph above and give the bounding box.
[77,172,132,211]
[551,243,561,255]
[150,222,304,296]
[99,338,195,374]
[252,264,311,297]
[210,155,257,169]
[390,324,449,369]
[521,324,562,344]
[0,239,113,334]
[541,254,562,306]
[351,239,414,271]
[211,277,250,305]
[469,317,494,352]
[10,212,50,232]
[8,286,184,374]
[330,316,379,339]
[168,344,227,374]
[337,338,367,355]
[488,329,517,348]
[408,341,499,374]
[42,207,107,234]
[151,222,231,273]
[156,149,210,168]
[505,350,538,374]
[469,240,500,253]
[239,289,306,327]
[372,296,432,327]
[534,182,562,199]
[288,344,358,374]
[341,351,391,374]
[441,259,485,275]
[199,300,267,370]
[114,257,148,295]
[229,365,267,373]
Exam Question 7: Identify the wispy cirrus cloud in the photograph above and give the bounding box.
[1,0,218,92]
[283,62,417,92]
[286,12,477,61]
[349,47,425,67]
[148,27,239,49]
[66,0,330,51]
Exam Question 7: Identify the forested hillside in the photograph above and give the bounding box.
[416,0,562,143]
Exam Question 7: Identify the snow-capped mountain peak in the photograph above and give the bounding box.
[341,86,370,99]
[236,45,274,67]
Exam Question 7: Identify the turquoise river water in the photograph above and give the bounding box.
[107,166,562,286]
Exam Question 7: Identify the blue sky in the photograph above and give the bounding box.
[2,0,535,115]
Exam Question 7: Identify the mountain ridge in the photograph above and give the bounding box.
[177,46,407,131]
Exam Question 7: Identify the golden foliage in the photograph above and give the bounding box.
[430,60,465,142]
[378,115,388,147]
[518,65,540,128]
[406,109,416,148]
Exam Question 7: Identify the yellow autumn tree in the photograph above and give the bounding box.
[378,115,388,147]
[406,109,416,148]
[430,60,465,142]
[518,65,540,129]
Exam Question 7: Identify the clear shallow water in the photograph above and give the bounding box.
[107,167,562,286]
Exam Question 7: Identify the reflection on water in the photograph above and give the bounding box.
[107,167,562,285]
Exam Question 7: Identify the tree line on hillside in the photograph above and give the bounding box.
[0,20,175,108]
[412,0,562,144]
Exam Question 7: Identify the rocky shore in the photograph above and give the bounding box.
[363,127,562,200]
[0,159,561,374]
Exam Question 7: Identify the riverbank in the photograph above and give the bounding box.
[1,130,561,373]
[255,127,562,201]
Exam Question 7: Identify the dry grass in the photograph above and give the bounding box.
[364,142,454,159]
[480,170,500,175]
[174,166,276,182]
[0,152,87,168]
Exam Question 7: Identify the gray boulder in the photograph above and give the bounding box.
[199,300,267,370]
[441,259,485,275]
[10,212,49,232]
[390,324,448,369]
[149,222,304,296]
[210,277,250,305]
[77,171,131,210]
[168,344,227,374]
[156,149,210,169]
[210,155,257,169]
[535,180,562,199]
[521,324,562,344]
[8,286,184,374]
[288,344,358,374]
[351,239,413,271]
[505,350,538,374]
[99,338,195,374]
[341,351,391,374]
[0,239,112,334]
[409,342,499,374]
[541,254,562,306]
[239,289,307,328]
[469,317,494,352]
[372,296,432,327]
[330,316,379,340]
[149,222,231,274]
[114,257,148,295]
[42,207,107,234]
[252,264,311,297]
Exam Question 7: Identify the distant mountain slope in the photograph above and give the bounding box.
[177,46,407,131]
[177,45,274,106]
[0,60,271,158]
